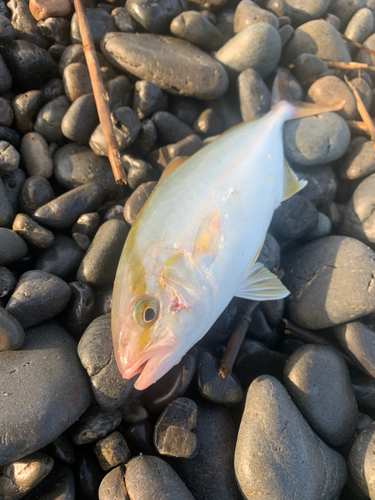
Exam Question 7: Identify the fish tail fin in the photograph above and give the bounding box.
[271,68,345,120]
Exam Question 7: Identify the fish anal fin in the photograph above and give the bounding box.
[158,156,189,184]
[283,159,307,201]
[193,209,221,261]
[235,262,290,301]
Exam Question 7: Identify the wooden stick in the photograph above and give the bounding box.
[346,119,372,136]
[325,60,375,72]
[345,75,375,148]
[340,33,375,57]
[72,0,126,185]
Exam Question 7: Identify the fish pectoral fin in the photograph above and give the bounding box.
[158,156,189,184]
[283,159,307,201]
[234,262,290,301]
[193,209,221,262]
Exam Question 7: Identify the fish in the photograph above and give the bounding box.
[111,71,344,390]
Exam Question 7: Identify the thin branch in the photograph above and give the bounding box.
[325,60,375,72]
[72,0,127,185]
[346,119,372,136]
[340,33,375,57]
[345,75,375,148]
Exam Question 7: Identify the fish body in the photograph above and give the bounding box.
[111,100,326,389]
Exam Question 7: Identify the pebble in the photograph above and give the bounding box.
[0,452,54,499]
[0,125,20,149]
[70,406,122,445]
[1,40,57,90]
[34,235,84,279]
[89,106,141,156]
[261,298,284,326]
[78,314,135,410]
[20,132,53,178]
[170,399,242,500]
[124,181,157,225]
[0,98,13,126]
[133,119,158,156]
[0,228,28,265]
[215,23,281,77]
[133,80,168,120]
[170,10,225,51]
[297,165,337,207]
[257,232,280,270]
[302,211,332,241]
[71,8,117,47]
[284,0,332,25]
[19,176,54,217]
[271,194,319,240]
[328,0,367,28]
[284,345,358,446]
[37,17,70,46]
[53,143,124,199]
[63,62,92,102]
[140,351,196,414]
[49,434,75,464]
[101,32,229,100]
[196,348,243,405]
[351,368,375,410]
[0,178,13,227]
[283,20,351,64]
[0,321,92,465]
[307,75,357,120]
[107,75,132,111]
[122,155,159,191]
[58,281,94,339]
[152,111,196,144]
[193,108,223,135]
[94,431,131,471]
[325,12,341,29]
[0,54,12,93]
[345,8,374,55]
[61,93,99,145]
[77,219,129,288]
[233,1,279,32]
[282,236,375,329]
[74,448,105,500]
[348,422,375,498]
[12,90,44,134]
[119,391,149,425]
[351,77,372,115]
[34,95,70,143]
[125,421,155,456]
[247,307,274,344]
[279,23,294,47]
[12,213,54,249]
[147,134,202,170]
[0,266,16,298]
[6,270,71,328]
[112,6,140,33]
[337,139,375,181]
[98,464,129,500]
[266,0,291,17]
[0,306,24,351]
[283,112,351,166]
[29,0,71,21]
[72,212,100,239]
[40,77,65,102]
[22,463,75,500]
[125,455,195,500]
[7,0,48,48]
[356,32,375,67]
[237,68,271,121]
[126,0,187,33]
[235,375,348,500]
[168,95,202,127]
[33,183,105,229]
[2,168,26,215]
[154,397,198,458]
[0,14,15,44]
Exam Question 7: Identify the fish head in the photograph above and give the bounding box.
[112,244,213,390]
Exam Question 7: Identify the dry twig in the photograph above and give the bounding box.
[345,75,375,147]
[72,0,127,184]
[339,33,375,57]
[325,60,375,72]
[345,119,372,136]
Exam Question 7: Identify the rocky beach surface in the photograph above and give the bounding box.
[2,0,375,499]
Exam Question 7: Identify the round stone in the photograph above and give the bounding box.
[94,431,130,471]
[12,90,44,135]
[71,8,117,47]
[12,213,54,249]
[100,32,229,100]
[0,178,13,227]
[60,281,95,339]
[336,140,375,180]
[328,0,367,28]
[61,93,99,145]
[34,235,83,279]
[271,194,318,240]
[237,68,271,121]
[19,176,55,216]
[233,1,278,32]
[70,405,122,445]
[34,95,70,143]
[0,141,19,176]
[307,76,357,120]
[63,62,92,102]
[297,164,337,207]
[124,181,157,225]
[345,8,374,56]
[98,465,128,500]
[20,132,53,178]
[170,10,225,51]
[0,228,28,266]
[284,0,331,25]
[126,0,187,33]
[0,306,24,351]
[348,422,375,498]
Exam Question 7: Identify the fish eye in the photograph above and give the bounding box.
[132,297,159,327]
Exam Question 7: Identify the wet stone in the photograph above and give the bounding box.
[0,306,24,351]
[237,68,271,121]
[257,232,280,270]
[22,463,75,500]
[34,95,70,143]
[0,321,92,465]
[12,90,44,135]
[34,235,84,279]
[193,108,223,136]
[197,349,243,405]
[0,14,15,44]
[106,75,132,112]
[125,455,195,500]
[283,112,351,166]
[20,132,53,179]
[33,183,105,229]
[348,422,375,498]
[98,464,129,500]
[124,181,157,226]
[94,431,131,471]
[122,155,158,191]
[61,94,99,145]
[73,232,91,252]
[307,76,357,120]
[297,165,337,207]
[132,119,157,156]
[12,213,54,249]
[0,178,13,227]
[74,448,105,500]
[0,266,16,298]
[7,0,48,48]
[78,314,135,410]
[215,23,281,77]
[0,228,27,265]
[271,194,318,240]
[152,111,196,144]
[0,452,54,499]
[71,9,117,48]
[112,6,140,33]
[63,63,92,102]
[282,235,375,329]
[6,270,71,328]
[29,0,71,21]
[170,10,225,51]
[101,32,229,100]
[37,17,70,45]
[72,212,100,239]
[235,375,347,500]
[261,298,284,327]
[19,176,54,217]
[126,0,187,33]
[154,397,198,458]
[70,406,122,445]
[0,98,13,127]
[1,40,58,90]
[146,135,202,170]
[233,1,279,32]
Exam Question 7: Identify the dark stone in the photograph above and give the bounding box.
[133,80,168,120]
[257,232,280,270]
[60,281,95,339]
[63,62,92,102]
[21,132,53,179]
[3,168,26,215]
[237,68,270,121]
[40,78,65,102]
[34,95,70,143]
[0,98,13,127]
[151,111,196,144]
[261,298,284,326]
[94,431,131,471]
[348,422,375,499]
[123,181,157,226]
[70,405,122,445]
[0,54,11,93]
[78,314,135,410]
[35,235,84,279]
[168,95,202,127]
[33,183,106,229]
[22,464,75,500]
[0,178,13,227]
[106,75,132,111]
[6,270,71,328]
[61,93,99,145]
[122,154,159,191]
[37,17,70,45]
[126,0,187,33]
[0,13,14,44]
[112,6,141,33]
[0,321,92,466]
[103,204,124,223]
[49,434,75,464]
[0,306,24,351]
[146,135,202,170]
[12,90,44,134]
[118,390,148,424]
[0,125,20,149]
[72,231,91,252]
[351,368,375,410]
[296,164,337,207]
[132,119,157,156]
[337,140,375,181]
[19,176,55,217]
[154,397,198,458]
[0,228,28,266]
[193,108,224,136]
[0,266,16,298]
[7,0,48,47]
[0,40,57,90]
[170,10,224,51]
[74,448,105,500]
[12,213,54,249]
[72,212,100,239]
[71,8,117,47]
[271,194,319,240]
[101,32,229,100]
[124,421,156,457]
[247,307,274,343]
[200,299,239,348]
[0,141,19,176]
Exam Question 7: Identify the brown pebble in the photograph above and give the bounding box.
[93,431,130,471]
[29,0,71,21]
[307,75,356,120]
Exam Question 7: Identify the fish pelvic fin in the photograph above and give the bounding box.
[283,159,307,201]
[271,68,345,120]
[235,262,290,301]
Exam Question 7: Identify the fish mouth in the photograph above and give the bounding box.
[121,346,170,381]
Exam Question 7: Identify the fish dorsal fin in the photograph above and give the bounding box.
[235,262,290,301]
[158,156,189,184]
[193,209,221,263]
[283,159,307,201]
